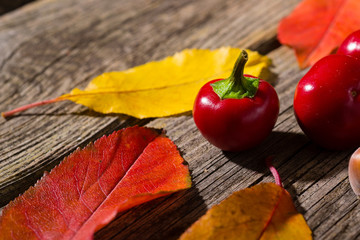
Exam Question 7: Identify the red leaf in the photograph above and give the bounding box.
[0,126,191,239]
[278,0,360,68]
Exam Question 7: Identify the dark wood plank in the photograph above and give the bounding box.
[0,0,35,15]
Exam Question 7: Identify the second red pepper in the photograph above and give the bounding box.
[294,30,360,150]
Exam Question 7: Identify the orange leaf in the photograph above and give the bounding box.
[0,126,191,240]
[180,183,312,240]
[278,0,360,68]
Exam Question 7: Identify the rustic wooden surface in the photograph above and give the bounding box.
[0,0,359,239]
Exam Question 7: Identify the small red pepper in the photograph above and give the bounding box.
[193,50,279,151]
[294,30,360,150]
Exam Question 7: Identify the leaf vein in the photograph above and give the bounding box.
[256,188,285,240]
[71,134,158,238]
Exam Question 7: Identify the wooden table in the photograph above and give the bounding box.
[0,0,359,239]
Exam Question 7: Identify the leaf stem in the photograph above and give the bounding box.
[1,97,65,118]
[265,156,282,187]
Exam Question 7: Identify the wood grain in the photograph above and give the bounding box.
[0,0,358,239]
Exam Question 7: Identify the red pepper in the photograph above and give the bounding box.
[337,30,360,59]
[294,31,360,150]
[193,50,279,151]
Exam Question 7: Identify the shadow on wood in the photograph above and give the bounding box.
[95,185,206,240]
[0,0,34,15]
[222,131,309,172]
[223,131,349,182]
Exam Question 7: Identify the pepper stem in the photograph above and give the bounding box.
[230,50,247,85]
[211,50,259,100]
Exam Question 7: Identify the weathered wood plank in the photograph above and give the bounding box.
[0,0,300,207]
[0,0,359,239]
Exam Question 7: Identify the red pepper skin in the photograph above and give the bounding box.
[337,30,360,59]
[294,54,360,150]
[193,76,279,151]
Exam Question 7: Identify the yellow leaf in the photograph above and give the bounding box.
[63,47,271,118]
[179,183,312,240]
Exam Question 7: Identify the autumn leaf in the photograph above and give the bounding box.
[0,126,191,240]
[180,158,312,240]
[2,47,271,119]
[278,0,360,68]
[180,183,312,240]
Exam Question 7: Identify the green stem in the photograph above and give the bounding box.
[211,50,259,100]
[230,50,247,87]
